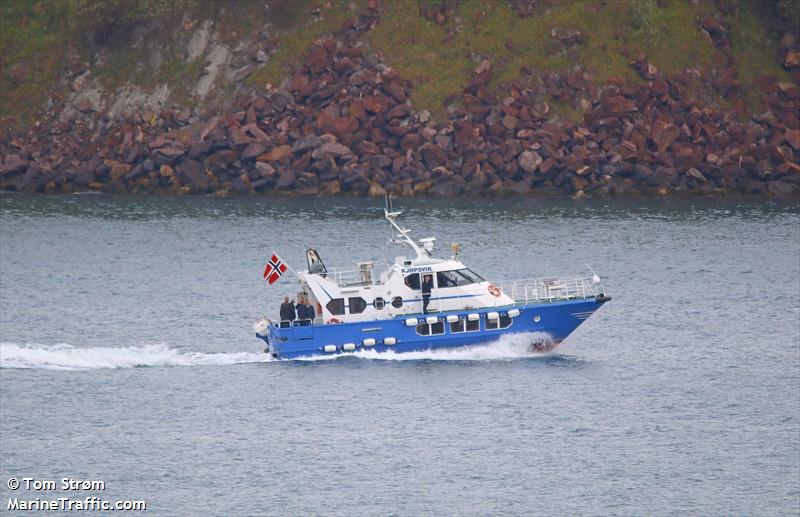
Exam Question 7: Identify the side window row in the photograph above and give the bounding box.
[326,296,404,315]
[417,314,513,335]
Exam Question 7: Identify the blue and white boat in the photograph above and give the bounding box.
[254,199,610,359]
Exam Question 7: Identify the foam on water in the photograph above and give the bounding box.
[0,343,270,371]
[0,332,554,370]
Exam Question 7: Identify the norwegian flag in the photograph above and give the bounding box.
[263,253,288,285]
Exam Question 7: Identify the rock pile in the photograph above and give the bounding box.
[1,10,798,198]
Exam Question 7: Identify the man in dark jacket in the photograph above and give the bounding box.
[305,298,316,321]
[422,274,433,314]
[296,295,308,320]
[279,296,296,323]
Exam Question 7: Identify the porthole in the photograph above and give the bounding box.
[391,296,403,308]
[374,297,385,310]
[533,315,541,323]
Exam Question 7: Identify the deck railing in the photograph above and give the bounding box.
[495,276,601,304]
[326,263,389,287]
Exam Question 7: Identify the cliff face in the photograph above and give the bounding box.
[1,0,799,198]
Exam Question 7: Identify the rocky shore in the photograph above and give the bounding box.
[1,5,799,198]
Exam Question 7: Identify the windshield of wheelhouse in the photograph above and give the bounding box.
[436,268,485,287]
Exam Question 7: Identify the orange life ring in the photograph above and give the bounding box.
[327,318,341,324]
[487,284,501,297]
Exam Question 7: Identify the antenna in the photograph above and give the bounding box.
[586,263,601,285]
[384,195,424,258]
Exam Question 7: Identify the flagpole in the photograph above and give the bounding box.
[284,260,302,282]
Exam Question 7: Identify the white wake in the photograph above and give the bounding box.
[0,343,270,371]
[0,332,556,370]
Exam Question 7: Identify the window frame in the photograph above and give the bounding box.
[326,298,345,316]
[404,273,421,290]
[458,268,485,283]
[450,316,481,333]
[416,320,445,336]
[348,297,367,314]
[374,297,385,310]
[486,313,513,330]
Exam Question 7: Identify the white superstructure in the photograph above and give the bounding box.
[297,198,515,324]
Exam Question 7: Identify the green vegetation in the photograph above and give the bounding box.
[730,2,791,84]
[0,0,77,123]
[0,0,794,128]
[370,0,730,118]
[0,0,196,125]
[246,1,362,88]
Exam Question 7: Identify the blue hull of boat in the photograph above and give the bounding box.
[258,296,610,359]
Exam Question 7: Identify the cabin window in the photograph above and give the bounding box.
[391,296,403,308]
[436,271,460,288]
[458,268,485,283]
[348,297,367,314]
[416,321,445,336]
[326,298,345,316]
[374,297,385,310]
[436,269,485,288]
[404,274,421,290]
[450,317,480,333]
[486,314,513,330]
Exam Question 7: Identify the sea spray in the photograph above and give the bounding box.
[0,332,554,370]
[0,343,270,371]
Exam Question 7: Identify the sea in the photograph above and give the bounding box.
[1,193,798,516]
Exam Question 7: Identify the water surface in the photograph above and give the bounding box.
[1,194,798,515]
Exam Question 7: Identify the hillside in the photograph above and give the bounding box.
[1,0,799,198]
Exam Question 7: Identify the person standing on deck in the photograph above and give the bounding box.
[296,294,310,323]
[302,293,316,322]
[279,296,296,323]
[422,274,433,314]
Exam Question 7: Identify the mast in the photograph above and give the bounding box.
[384,194,425,259]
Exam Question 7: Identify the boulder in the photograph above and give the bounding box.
[177,159,209,192]
[686,168,707,183]
[292,135,323,153]
[785,50,800,69]
[0,154,27,176]
[785,129,800,151]
[518,150,543,174]
[242,142,267,160]
[651,120,680,153]
[311,142,352,159]
[275,169,296,189]
[257,145,293,162]
[420,143,447,167]
[107,161,131,182]
[604,95,638,114]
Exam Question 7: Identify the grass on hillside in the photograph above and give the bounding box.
[0,0,77,124]
[0,0,793,129]
[369,0,788,119]
[246,0,364,89]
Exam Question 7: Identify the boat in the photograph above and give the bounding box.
[254,198,610,359]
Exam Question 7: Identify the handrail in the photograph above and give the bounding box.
[324,263,389,286]
[495,276,601,304]
[408,275,602,315]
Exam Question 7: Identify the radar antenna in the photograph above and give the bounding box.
[384,194,425,258]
